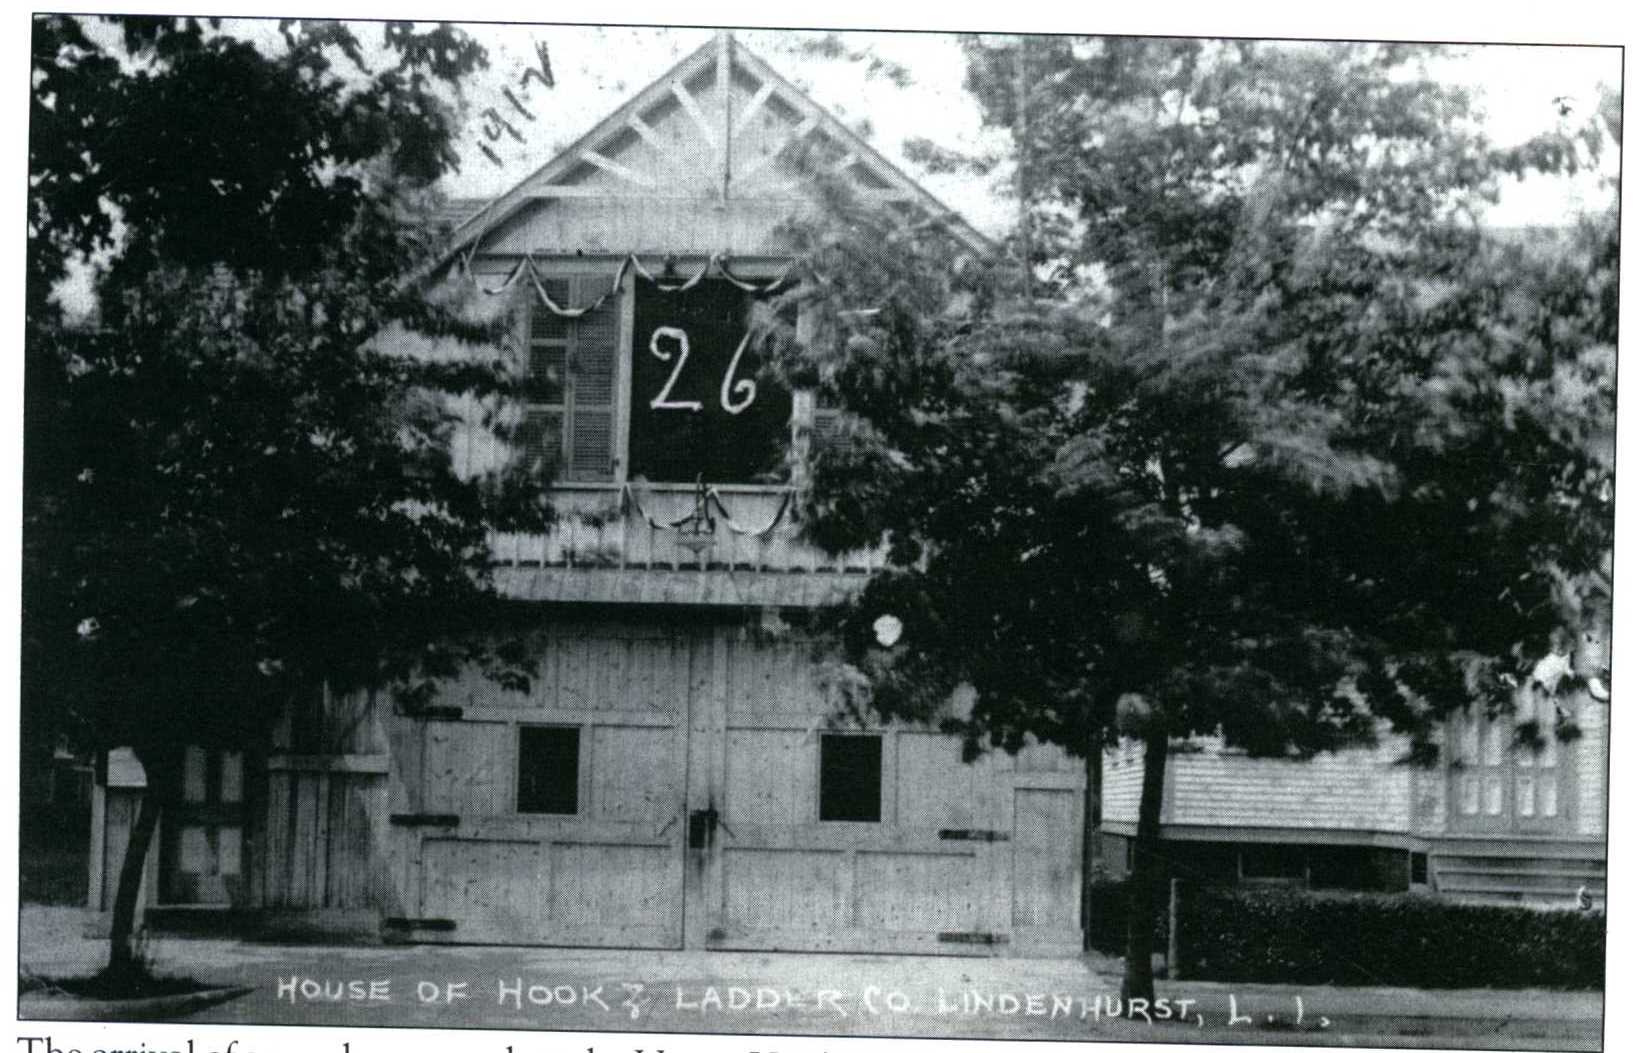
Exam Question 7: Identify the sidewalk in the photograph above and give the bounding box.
[19,908,1602,1048]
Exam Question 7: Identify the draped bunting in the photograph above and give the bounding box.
[455,244,800,314]
[713,255,794,295]
[708,487,794,536]
[622,484,796,538]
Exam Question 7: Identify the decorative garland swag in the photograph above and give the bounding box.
[621,483,795,538]
[457,244,794,318]
[455,242,885,321]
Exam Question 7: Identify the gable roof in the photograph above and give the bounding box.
[443,31,992,258]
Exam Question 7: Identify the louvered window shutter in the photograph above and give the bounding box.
[524,279,570,484]
[520,406,564,482]
[567,273,619,481]
[523,273,620,483]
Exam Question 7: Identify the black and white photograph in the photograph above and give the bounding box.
[12,8,1627,1053]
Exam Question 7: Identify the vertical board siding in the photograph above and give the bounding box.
[591,725,678,821]
[424,720,512,816]
[1012,788,1078,929]
[553,843,680,931]
[250,623,1082,953]
[852,851,982,930]
[1576,699,1609,838]
[421,839,545,941]
[721,848,839,930]
[713,632,1081,954]
[376,624,692,948]
[895,733,994,830]
[101,793,141,911]
[484,199,799,258]
[264,770,292,908]
[723,729,813,826]
[1413,764,1450,835]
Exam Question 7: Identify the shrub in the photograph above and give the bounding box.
[1088,878,1169,954]
[1174,884,1605,990]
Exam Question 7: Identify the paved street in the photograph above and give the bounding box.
[18,908,1603,1049]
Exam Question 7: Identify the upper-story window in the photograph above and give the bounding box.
[628,276,793,484]
[520,269,794,486]
[521,275,621,483]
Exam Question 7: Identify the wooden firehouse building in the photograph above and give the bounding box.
[87,32,1088,956]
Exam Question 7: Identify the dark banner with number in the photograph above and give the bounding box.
[628,278,792,484]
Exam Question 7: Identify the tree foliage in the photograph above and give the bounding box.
[25,15,523,975]
[762,37,1617,996]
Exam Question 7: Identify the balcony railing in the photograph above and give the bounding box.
[486,483,885,577]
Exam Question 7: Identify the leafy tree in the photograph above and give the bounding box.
[24,15,523,981]
[766,38,1616,1000]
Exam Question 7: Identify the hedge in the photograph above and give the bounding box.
[1088,879,1169,955]
[1174,884,1605,990]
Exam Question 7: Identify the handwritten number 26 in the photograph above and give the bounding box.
[648,326,756,415]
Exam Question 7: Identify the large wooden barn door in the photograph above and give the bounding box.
[695,634,1076,955]
[384,625,1081,954]
[393,628,693,947]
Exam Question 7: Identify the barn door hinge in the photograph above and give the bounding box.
[938,931,1007,945]
[383,917,458,940]
[409,705,465,721]
[390,813,462,828]
[939,828,1010,842]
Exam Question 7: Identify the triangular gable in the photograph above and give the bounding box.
[446,32,992,258]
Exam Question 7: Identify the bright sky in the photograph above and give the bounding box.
[432,24,1622,238]
[39,18,1625,332]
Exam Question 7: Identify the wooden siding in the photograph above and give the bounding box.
[1169,739,1412,833]
[1101,735,1411,835]
[482,200,804,258]
[446,34,987,262]
[1102,701,1609,849]
[705,638,1081,955]
[225,620,1084,954]
[1099,744,1146,825]
[88,787,158,913]
[1576,700,1609,838]
[1412,756,1450,836]
[486,484,885,580]
[258,766,387,912]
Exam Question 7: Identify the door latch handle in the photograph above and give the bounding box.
[689,807,719,849]
[655,813,680,839]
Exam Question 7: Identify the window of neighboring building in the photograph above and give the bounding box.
[819,733,882,822]
[517,725,580,814]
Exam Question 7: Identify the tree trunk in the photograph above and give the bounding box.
[1080,729,1102,951]
[1122,725,1169,1002]
[106,744,180,979]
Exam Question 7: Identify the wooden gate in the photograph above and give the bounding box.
[160,746,245,905]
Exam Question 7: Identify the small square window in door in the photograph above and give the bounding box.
[518,726,580,815]
[819,734,882,822]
